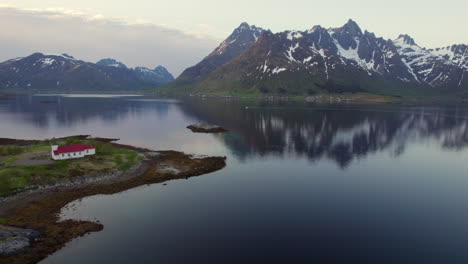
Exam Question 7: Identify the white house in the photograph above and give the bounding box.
[51,144,96,160]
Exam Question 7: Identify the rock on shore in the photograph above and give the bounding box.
[0,225,41,257]
[187,124,228,133]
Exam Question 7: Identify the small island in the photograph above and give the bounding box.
[187,124,228,133]
[0,136,226,264]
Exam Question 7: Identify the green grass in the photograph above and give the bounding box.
[0,139,144,196]
[0,143,51,167]
[0,218,7,225]
[0,146,24,156]
[0,161,71,196]
[111,148,142,171]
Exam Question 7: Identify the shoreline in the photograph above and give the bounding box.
[2,92,468,104]
[0,138,227,264]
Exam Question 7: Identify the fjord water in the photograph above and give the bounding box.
[2,96,468,263]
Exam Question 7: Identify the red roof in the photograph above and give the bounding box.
[53,144,95,155]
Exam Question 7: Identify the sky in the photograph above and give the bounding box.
[0,0,467,76]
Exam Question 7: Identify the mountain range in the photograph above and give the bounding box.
[166,20,467,98]
[0,54,174,92]
[1,20,466,97]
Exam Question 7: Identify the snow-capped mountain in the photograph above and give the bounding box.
[134,65,174,84]
[0,53,174,92]
[177,22,265,82]
[393,35,467,88]
[96,58,128,69]
[242,19,415,81]
[176,19,467,96]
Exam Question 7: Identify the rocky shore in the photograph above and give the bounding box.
[0,226,40,258]
[0,137,227,264]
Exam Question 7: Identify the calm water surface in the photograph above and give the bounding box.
[2,95,468,263]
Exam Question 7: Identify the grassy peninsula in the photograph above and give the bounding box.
[0,137,143,197]
[0,136,226,264]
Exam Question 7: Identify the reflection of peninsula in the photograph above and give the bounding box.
[181,99,468,168]
[0,96,172,128]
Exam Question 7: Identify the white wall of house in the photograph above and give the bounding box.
[51,146,96,161]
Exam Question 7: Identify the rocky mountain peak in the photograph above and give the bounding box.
[236,22,262,33]
[230,22,265,42]
[154,65,173,77]
[96,58,127,69]
[327,19,363,50]
[134,65,174,83]
[238,22,250,30]
[309,25,323,33]
[339,19,363,36]
[177,22,265,82]
[155,65,166,71]
[212,23,265,55]
[397,34,417,46]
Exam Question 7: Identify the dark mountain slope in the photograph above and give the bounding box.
[176,22,265,83]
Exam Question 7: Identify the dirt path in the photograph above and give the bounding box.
[10,152,54,166]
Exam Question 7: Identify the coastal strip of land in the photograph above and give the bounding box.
[0,136,226,264]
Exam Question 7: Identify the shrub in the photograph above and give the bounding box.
[94,142,113,155]
[64,138,83,145]
[0,146,23,156]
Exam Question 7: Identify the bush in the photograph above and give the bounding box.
[64,138,83,145]
[0,146,23,156]
[94,142,113,155]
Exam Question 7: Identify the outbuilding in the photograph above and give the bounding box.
[51,144,96,160]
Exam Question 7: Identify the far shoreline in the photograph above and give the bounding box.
[3,92,468,104]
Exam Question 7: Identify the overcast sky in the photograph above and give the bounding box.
[0,0,467,76]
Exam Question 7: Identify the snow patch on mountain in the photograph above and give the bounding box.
[317,49,329,79]
[39,58,56,67]
[272,67,287,74]
[285,43,300,62]
[287,31,303,41]
[400,57,420,82]
[216,39,236,55]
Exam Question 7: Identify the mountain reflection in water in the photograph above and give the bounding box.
[1,95,468,169]
[180,99,468,168]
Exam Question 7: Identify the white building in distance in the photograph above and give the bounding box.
[51,144,96,160]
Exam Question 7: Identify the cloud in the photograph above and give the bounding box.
[0,5,221,76]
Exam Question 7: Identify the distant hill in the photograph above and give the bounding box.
[160,20,467,98]
[0,53,174,92]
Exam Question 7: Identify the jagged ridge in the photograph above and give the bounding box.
[173,19,467,97]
